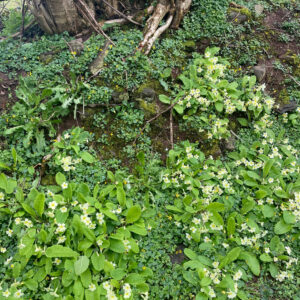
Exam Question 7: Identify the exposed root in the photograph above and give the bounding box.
[139,0,192,55]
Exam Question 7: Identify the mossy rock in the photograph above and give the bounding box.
[41,174,56,186]
[278,89,290,105]
[228,7,252,23]
[183,40,196,52]
[138,99,159,118]
[135,79,166,97]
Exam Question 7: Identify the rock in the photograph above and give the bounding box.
[68,38,84,55]
[112,91,129,103]
[224,136,236,151]
[254,4,264,17]
[228,8,251,24]
[253,65,266,82]
[138,99,159,117]
[90,41,112,75]
[140,88,157,102]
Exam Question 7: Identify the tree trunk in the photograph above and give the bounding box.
[28,0,192,53]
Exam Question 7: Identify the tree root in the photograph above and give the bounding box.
[139,0,192,55]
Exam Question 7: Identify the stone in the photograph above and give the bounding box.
[228,7,251,24]
[112,91,129,103]
[224,136,236,151]
[140,88,157,102]
[68,38,84,55]
[253,65,266,82]
[254,4,264,17]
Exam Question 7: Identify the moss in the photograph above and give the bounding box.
[230,7,252,18]
[138,99,158,116]
[278,89,290,105]
[41,174,56,186]
[135,79,166,96]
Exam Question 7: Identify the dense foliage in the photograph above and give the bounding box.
[0,0,299,299]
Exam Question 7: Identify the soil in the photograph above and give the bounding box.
[170,244,186,265]
[0,71,19,111]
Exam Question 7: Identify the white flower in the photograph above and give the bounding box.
[14,290,24,298]
[58,236,66,244]
[15,217,22,225]
[89,283,96,292]
[6,229,13,237]
[0,247,7,253]
[186,233,192,241]
[265,247,270,254]
[60,206,67,213]
[54,258,62,265]
[0,192,4,200]
[64,133,70,139]
[103,281,111,291]
[56,223,66,233]
[227,291,237,298]
[97,240,103,247]
[212,261,219,268]
[49,201,58,210]
[61,182,68,189]
[2,290,10,297]
[233,270,243,281]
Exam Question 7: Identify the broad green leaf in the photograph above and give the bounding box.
[274,219,292,235]
[126,205,142,223]
[80,151,95,163]
[55,172,66,185]
[91,252,104,271]
[184,248,198,260]
[283,211,296,224]
[263,159,274,178]
[125,273,145,285]
[127,224,147,236]
[220,247,241,269]
[206,202,225,212]
[24,279,38,291]
[239,251,260,276]
[237,118,248,127]
[215,102,223,112]
[227,216,235,237]
[109,239,125,253]
[34,193,45,217]
[75,256,90,275]
[260,253,272,262]
[261,205,275,218]
[46,245,78,258]
[200,277,212,287]
[275,189,289,199]
[159,95,171,104]
[111,268,126,280]
[255,189,268,199]
[241,198,255,215]
[117,185,126,207]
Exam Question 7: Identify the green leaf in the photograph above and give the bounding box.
[55,172,66,185]
[127,224,147,236]
[126,205,142,223]
[125,273,145,285]
[34,193,45,217]
[215,102,223,112]
[159,95,171,104]
[239,251,260,276]
[283,211,296,224]
[80,151,95,163]
[184,248,198,260]
[220,247,241,269]
[109,239,125,253]
[274,219,292,235]
[174,104,184,114]
[91,252,104,271]
[74,256,90,276]
[206,202,225,212]
[263,159,274,178]
[111,268,126,280]
[262,205,275,218]
[227,216,236,237]
[200,277,212,287]
[255,190,268,199]
[117,185,126,207]
[46,245,78,258]
[275,189,289,199]
[80,269,91,288]
[260,253,272,262]
[237,118,248,127]
[241,198,255,215]
[24,279,38,291]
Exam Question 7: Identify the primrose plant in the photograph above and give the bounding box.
[159,47,275,140]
